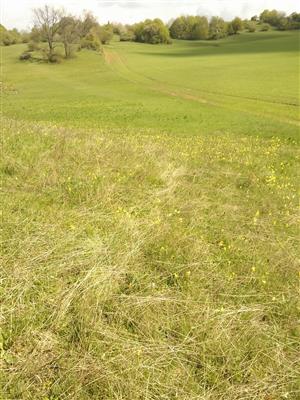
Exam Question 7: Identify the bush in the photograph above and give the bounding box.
[261,23,271,31]
[48,53,63,63]
[27,41,40,52]
[19,52,32,61]
[246,21,257,32]
[120,30,135,42]
[80,28,103,51]
[98,24,114,44]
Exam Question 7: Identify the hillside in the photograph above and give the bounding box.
[2,31,300,138]
[1,31,300,400]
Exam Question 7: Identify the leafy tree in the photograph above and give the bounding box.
[98,23,114,44]
[169,16,188,39]
[170,16,209,40]
[288,12,300,29]
[231,17,243,34]
[209,17,227,39]
[133,19,171,44]
[259,9,285,27]
[0,25,21,45]
[227,22,235,36]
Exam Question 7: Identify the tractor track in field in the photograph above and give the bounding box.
[103,47,300,128]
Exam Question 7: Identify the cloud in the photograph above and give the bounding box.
[2,0,299,29]
[98,1,144,8]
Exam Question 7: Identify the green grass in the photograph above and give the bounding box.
[1,31,300,399]
[2,30,300,138]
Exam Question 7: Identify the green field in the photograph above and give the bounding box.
[1,31,300,399]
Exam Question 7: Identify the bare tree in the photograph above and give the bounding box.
[33,5,63,59]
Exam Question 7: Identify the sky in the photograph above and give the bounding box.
[1,0,299,30]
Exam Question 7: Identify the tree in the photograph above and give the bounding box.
[170,16,208,40]
[98,23,114,44]
[0,25,21,45]
[209,17,227,39]
[169,16,188,39]
[33,5,63,60]
[190,16,209,39]
[133,19,171,44]
[80,28,102,51]
[59,16,80,58]
[79,11,98,38]
[259,9,285,27]
[288,12,300,29]
[231,17,243,34]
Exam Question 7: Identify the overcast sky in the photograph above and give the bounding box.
[1,0,299,30]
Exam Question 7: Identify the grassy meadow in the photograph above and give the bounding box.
[1,30,300,399]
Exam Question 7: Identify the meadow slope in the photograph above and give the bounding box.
[1,31,300,400]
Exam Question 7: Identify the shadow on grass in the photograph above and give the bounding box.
[137,32,299,58]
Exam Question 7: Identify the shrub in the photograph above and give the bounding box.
[98,24,114,44]
[48,53,63,63]
[246,21,257,32]
[19,52,32,61]
[261,23,271,31]
[81,33,101,51]
[27,41,40,52]
[81,38,100,51]
[120,30,135,42]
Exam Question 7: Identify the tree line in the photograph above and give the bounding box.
[1,6,299,63]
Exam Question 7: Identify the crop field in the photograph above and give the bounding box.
[1,31,300,399]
